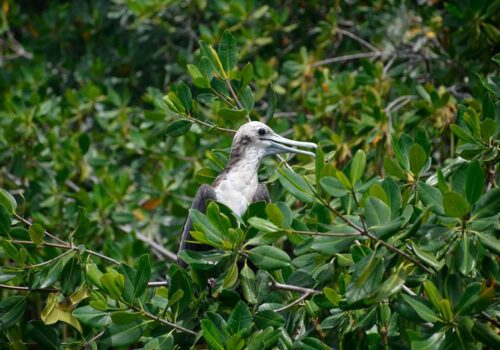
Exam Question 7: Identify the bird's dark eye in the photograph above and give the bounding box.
[258,128,266,136]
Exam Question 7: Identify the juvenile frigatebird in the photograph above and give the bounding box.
[178,121,316,266]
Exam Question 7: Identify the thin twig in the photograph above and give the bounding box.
[10,239,120,265]
[319,199,433,274]
[224,79,244,111]
[119,226,177,262]
[183,114,235,133]
[312,51,383,67]
[270,280,321,295]
[337,28,379,53]
[129,305,197,335]
[0,284,58,293]
[14,213,68,246]
[275,291,313,312]
[290,229,361,237]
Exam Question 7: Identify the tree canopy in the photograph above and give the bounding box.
[0,1,499,349]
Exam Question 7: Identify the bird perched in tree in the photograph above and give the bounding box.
[178,121,316,266]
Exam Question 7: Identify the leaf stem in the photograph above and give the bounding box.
[318,198,433,274]
[129,304,197,336]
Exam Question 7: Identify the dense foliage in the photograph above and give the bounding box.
[0,0,499,349]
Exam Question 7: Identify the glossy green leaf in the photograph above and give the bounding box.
[133,254,151,299]
[0,296,27,331]
[0,189,16,214]
[28,223,44,246]
[72,305,111,328]
[409,143,427,175]
[227,301,252,334]
[248,245,291,270]
[166,120,192,137]
[443,191,470,218]
[277,168,315,203]
[350,149,366,185]
[99,320,146,347]
[218,31,238,73]
[401,294,442,323]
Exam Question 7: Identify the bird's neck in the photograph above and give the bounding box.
[212,150,263,216]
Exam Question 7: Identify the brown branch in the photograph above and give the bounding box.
[274,291,313,312]
[129,304,197,336]
[270,280,321,295]
[0,284,58,293]
[319,199,433,274]
[10,239,120,265]
[337,28,379,53]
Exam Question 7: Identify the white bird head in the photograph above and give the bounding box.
[230,121,317,160]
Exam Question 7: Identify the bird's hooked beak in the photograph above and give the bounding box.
[261,132,317,157]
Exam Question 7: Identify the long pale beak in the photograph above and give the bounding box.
[262,133,317,157]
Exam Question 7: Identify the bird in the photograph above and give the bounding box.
[177,121,317,266]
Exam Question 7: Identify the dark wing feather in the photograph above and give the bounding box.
[252,183,271,203]
[177,184,217,267]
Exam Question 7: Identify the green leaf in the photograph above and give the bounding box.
[417,182,445,215]
[423,281,443,311]
[475,231,500,255]
[72,207,90,240]
[248,217,280,233]
[241,62,254,89]
[350,149,366,185]
[411,242,444,270]
[384,156,406,179]
[223,262,238,289]
[0,205,11,236]
[248,246,291,271]
[168,269,192,315]
[200,40,226,78]
[450,124,478,144]
[28,223,44,246]
[365,197,391,227]
[335,170,352,189]
[99,271,125,300]
[218,108,248,119]
[166,120,192,137]
[471,322,500,348]
[401,294,442,323]
[176,82,193,112]
[254,310,284,329]
[472,188,500,219]
[411,331,446,350]
[443,191,470,218]
[320,177,349,197]
[457,233,475,276]
[218,31,238,73]
[0,296,27,330]
[26,321,60,350]
[133,254,151,299]
[265,84,277,121]
[416,85,431,102]
[227,301,252,334]
[61,257,82,295]
[111,311,142,325]
[99,320,146,347]
[409,143,427,176]
[265,203,284,227]
[241,262,257,304]
[187,64,210,88]
[39,250,77,289]
[240,85,254,112]
[201,318,227,350]
[72,305,111,328]
[346,251,384,303]
[0,188,16,213]
[144,335,174,350]
[277,168,315,203]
